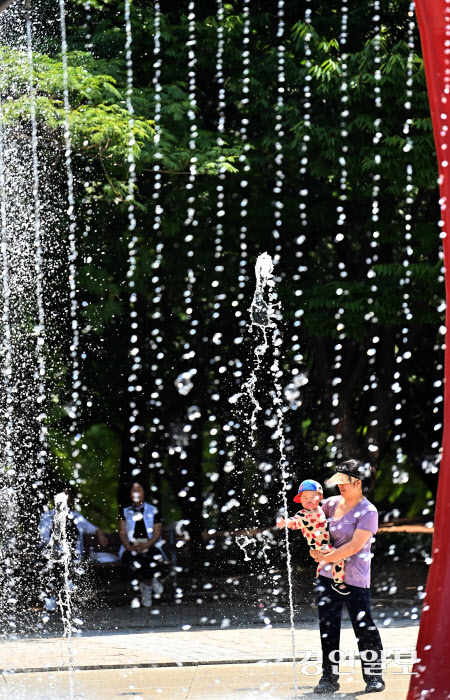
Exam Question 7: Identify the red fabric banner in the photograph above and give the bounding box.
[407,1,450,698]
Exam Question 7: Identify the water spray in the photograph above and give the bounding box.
[49,492,75,699]
[231,252,298,696]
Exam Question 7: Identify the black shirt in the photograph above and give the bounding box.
[122,504,162,541]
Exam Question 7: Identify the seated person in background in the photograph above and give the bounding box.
[119,481,167,608]
[277,479,348,595]
[38,482,108,612]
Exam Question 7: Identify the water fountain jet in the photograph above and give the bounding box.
[231,251,298,697]
[49,491,75,699]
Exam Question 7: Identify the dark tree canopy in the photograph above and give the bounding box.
[0,0,443,547]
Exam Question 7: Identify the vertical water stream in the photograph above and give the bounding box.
[232,252,298,696]
[49,492,75,699]
[25,0,48,493]
[58,0,82,482]
[0,91,17,635]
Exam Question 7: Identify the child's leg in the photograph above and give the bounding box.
[331,560,349,595]
[332,560,345,584]
[316,543,334,578]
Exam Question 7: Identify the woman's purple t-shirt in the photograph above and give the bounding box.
[319,495,378,588]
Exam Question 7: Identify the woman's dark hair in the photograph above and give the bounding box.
[51,480,76,500]
[127,479,149,503]
[362,469,376,494]
[338,459,376,494]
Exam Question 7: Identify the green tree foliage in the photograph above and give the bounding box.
[0,0,442,541]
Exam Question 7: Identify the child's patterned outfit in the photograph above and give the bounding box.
[288,507,345,587]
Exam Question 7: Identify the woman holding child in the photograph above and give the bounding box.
[278,459,384,695]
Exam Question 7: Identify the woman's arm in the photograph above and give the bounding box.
[74,514,108,547]
[133,522,163,552]
[119,518,133,552]
[95,528,109,548]
[310,528,373,565]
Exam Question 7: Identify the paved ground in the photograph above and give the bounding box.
[0,663,414,699]
[0,618,418,699]
[0,622,419,672]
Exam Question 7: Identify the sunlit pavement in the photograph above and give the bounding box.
[0,623,418,698]
[0,623,418,670]
[0,663,412,699]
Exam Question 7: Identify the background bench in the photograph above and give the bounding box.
[82,529,179,605]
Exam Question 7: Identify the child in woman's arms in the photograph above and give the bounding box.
[276,479,349,595]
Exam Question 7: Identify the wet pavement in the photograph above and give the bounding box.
[0,621,419,672]
[0,662,414,699]
[0,601,420,699]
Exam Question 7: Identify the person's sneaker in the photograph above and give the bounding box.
[152,577,164,596]
[313,677,340,694]
[365,677,385,693]
[44,596,57,612]
[139,582,152,608]
[331,582,350,595]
